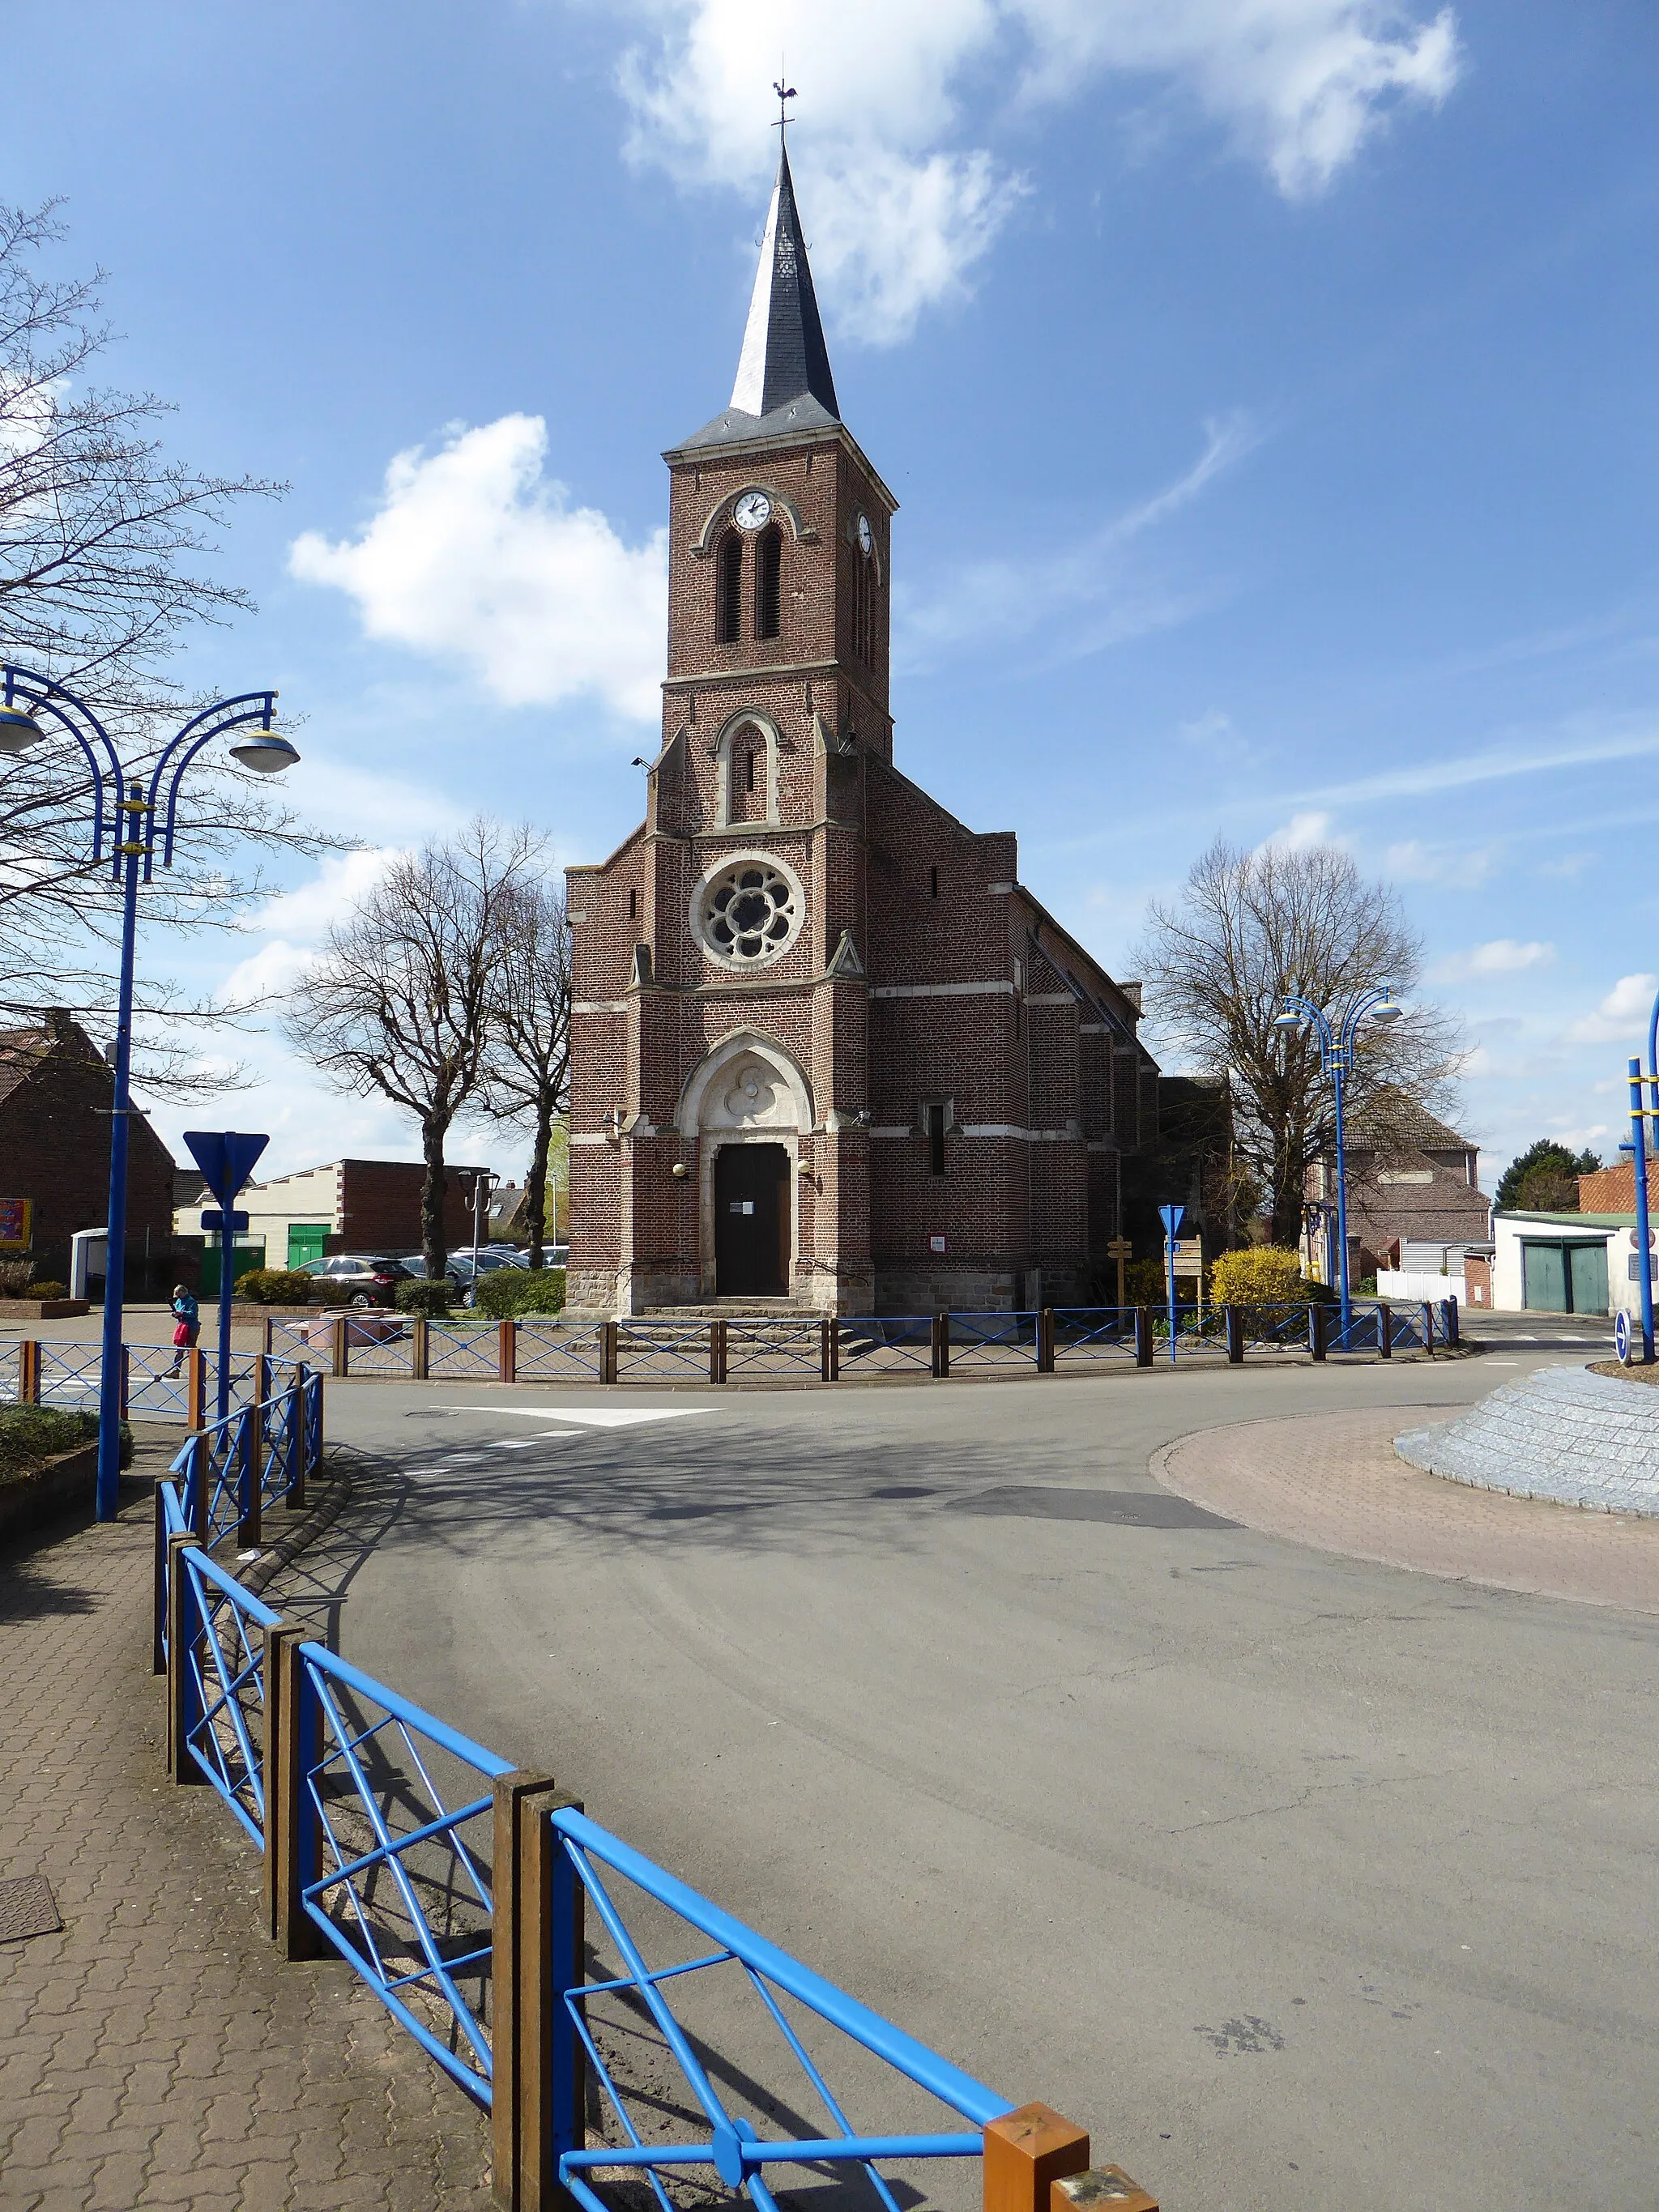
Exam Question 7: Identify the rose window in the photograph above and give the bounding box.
[699,859,801,964]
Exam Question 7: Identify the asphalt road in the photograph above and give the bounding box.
[309,1341,1653,2212]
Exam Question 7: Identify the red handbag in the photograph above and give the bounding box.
[173,1321,191,1346]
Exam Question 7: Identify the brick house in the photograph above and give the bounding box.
[0,1009,176,1294]
[172,1158,493,1271]
[1303,1085,1490,1282]
[565,143,1159,1316]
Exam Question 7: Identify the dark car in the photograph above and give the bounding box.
[299,1253,414,1308]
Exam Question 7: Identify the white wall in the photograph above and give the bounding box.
[1376,1268,1465,1303]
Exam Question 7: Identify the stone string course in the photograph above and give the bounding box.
[1395,1363,1659,1518]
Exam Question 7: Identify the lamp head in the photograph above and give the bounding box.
[1369,997,1404,1024]
[0,705,46,754]
[228,728,300,775]
[1271,1009,1305,1031]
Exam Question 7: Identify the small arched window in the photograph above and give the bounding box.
[754,524,783,641]
[717,533,743,645]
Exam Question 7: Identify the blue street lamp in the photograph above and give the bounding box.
[1272,985,1404,1337]
[0,664,297,1520]
[1619,982,1659,1365]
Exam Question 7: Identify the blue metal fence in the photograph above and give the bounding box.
[153,1477,1045,2212]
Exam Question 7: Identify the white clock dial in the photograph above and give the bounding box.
[855,511,873,557]
[733,491,772,532]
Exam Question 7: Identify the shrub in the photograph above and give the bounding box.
[0,1404,132,1481]
[395,1278,453,1318]
[0,1259,35,1295]
[474,1267,566,1319]
[235,1268,322,1306]
[1209,1247,1304,1308]
[24,1280,66,1300]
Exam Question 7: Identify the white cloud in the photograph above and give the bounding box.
[1430,939,1555,981]
[1567,972,1658,1046]
[618,1,1461,339]
[902,412,1256,657]
[1384,837,1495,887]
[290,416,667,722]
[1258,808,1346,853]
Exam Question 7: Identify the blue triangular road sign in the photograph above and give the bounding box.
[1158,1203,1186,1239]
[184,1130,269,1204]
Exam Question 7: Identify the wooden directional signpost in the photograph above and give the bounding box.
[1105,1237,1132,1311]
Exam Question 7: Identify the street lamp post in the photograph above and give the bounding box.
[0,665,298,1520]
[1272,985,1404,1339]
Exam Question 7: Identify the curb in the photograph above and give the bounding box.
[242,1459,350,1600]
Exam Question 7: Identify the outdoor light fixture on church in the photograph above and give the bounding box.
[0,661,295,1522]
[1275,985,1405,1338]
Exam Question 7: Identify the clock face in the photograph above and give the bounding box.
[733,490,772,533]
[855,511,873,557]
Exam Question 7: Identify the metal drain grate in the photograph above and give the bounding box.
[0,1875,62,1942]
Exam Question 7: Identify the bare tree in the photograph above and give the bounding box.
[476,874,570,1268]
[284,821,543,1275]
[1135,837,1463,1246]
[0,198,339,1078]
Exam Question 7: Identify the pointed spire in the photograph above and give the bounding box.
[729,142,839,424]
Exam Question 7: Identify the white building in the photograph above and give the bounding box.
[1488,1208,1650,1321]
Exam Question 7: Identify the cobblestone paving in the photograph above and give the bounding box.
[1155,1406,1659,1611]
[0,1471,493,2211]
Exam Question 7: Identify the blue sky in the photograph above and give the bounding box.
[6,0,1658,1192]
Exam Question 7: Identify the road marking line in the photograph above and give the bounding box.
[435,1404,713,1429]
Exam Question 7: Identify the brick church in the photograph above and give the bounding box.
[566,142,1161,1316]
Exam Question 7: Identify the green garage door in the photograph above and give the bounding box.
[1521,1239,1608,1315]
[1569,1241,1609,1315]
[288,1222,330,1268]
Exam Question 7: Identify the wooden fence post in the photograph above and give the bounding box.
[186,1346,205,1430]
[120,1345,130,1419]
[1036,1309,1055,1375]
[267,1630,327,1959]
[18,1339,40,1405]
[599,1320,618,1386]
[412,1315,429,1382]
[1224,1305,1244,1365]
[983,2104,1091,2212]
[262,1316,274,1357]
[332,1315,348,1379]
[1377,1302,1392,1359]
[1444,1294,1460,1347]
[1422,1301,1436,1357]
[499,1318,517,1385]
[1052,2164,1159,2212]
[166,1533,206,1784]
[1134,1307,1154,1368]
[822,1315,839,1383]
[1309,1302,1328,1362]
[491,1775,585,2210]
[932,1311,950,1379]
[710,1319,727,1384]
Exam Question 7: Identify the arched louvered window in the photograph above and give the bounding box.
[852,547,876,664]
[717,533,743,645]
[754,524,783,641]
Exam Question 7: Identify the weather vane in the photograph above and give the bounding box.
[774,75,796,134]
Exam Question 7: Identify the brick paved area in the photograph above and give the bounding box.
[0,1465,493,2211]
[1155,1407,1659,1612]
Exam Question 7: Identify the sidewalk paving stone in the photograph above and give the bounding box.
[0,1462,493,2211]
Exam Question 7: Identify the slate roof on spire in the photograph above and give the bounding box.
[676,142,842,452]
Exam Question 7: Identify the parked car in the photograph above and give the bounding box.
[401,1248,527,1303]
[298,1254,414,1308]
